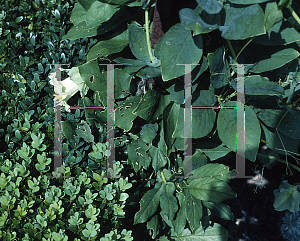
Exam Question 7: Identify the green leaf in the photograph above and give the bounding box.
[140,123,158,144]
[207,46,229,89]
[264,2,283,31]
[134,182,163,224]
[179,8,220,35]
[160,182,178,221]
[170,223,228,240]
[86,29,129,62]
[137,66,161,79]
[133,89,160,121]
[261,120,300,156]
[254,19,300,46]
[115,95,139,132]
[217,102,261,162]
[128,21,151,62]
[127,139,151,172]
[180,189,203,233]
[196,0,223,14]
[231,75,285,96]
[75,122,94,143]
[186,164,237,202]
[148,146,169,173]
[191,90,217,138]
[219,4,265,40]
[79,62,131,104]
[249,48,300,73]
[228,0,271,4]
[256,107,300,137]
[273,180,300,212]
[160,23,203,81]
[63,1,119,40]
[163,102,180,149]
[147,215,160,239]
[202,201,234,220]
[199,143,231,161]
[62,121,77,140]
[113,57,147,67]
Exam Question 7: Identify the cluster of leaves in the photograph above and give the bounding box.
[58,0,300,239]
[0,0,136,240]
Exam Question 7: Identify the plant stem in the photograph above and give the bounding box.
[288,6,300,26]
[235,37,254,62]
[226,39,237,63]
[160,170,167,184]
[145,9,154,63]
[257,153,300,173]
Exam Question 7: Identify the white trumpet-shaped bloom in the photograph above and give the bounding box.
[49,67,88,112]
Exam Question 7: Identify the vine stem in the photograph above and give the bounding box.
[145,9,154,63]
[160,171,167,185]
[257,153,300,173]
[226,39,237,63]
[287,6,300,26]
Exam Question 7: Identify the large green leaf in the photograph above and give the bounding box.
[254,20,300,46]
[170,223,228,241]
[148,145,169,173]
[61,121,76,140]
[133,89,160,121]
[186,164,236,203]
[261,119,300,156]
[127,139,151,172]
[78,61,105,103]
[202,201,234,221]
[147,215,160,239]
[160,23,203,81]
[83,1,119,29]
[228,0,271,4]
[199,143,231,161]
[191,90,217,138]
[173,194,188,236]
[180,8,218,35]
[207,46,229,89]
[115,95,140,131]
[63,1,119,40]
[217,102,261,162]
[160,182,178,221]
[140,123,159,144]
[86,29,129,62]
[264,2,283,32]
[219,4,265,40]
[172,88,216,138]
[163,102,180,149]
[273,180,300,212]
[75,122,94,143]
[134,182,163,224]
[181,189,203,233]
[196,0,223,14]
[128,21,151,63]
[80,61,131,106]
[249,48,300,73]
[151,94,172,122]
[231,75,285,96]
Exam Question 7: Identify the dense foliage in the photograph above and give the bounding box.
[1,0,300,240]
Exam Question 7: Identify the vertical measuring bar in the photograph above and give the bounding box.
[234,64,253,179]
[99,64,123,179]
[48,64,71,179]
[175,64,199,179]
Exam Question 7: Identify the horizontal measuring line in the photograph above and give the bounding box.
[69,106,106,109]
[192,106,237,109]
[55,106,238,109]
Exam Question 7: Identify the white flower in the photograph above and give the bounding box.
[49,67,88,112]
